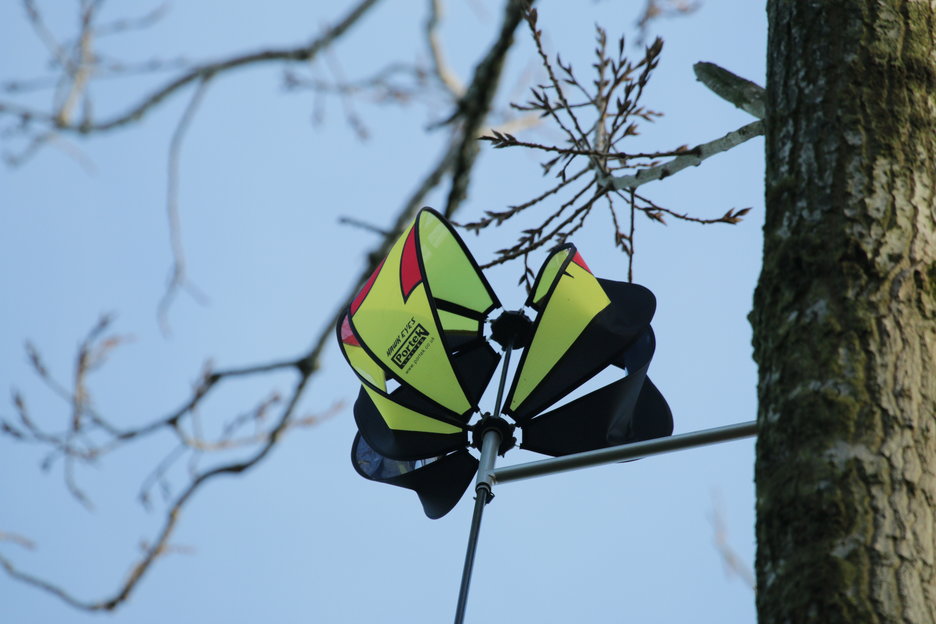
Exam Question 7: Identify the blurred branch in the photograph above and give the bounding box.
[443,0,532,217]
[635,0,700,45]
[711,495,756,589]
[5,1,387,326]
[158,77,212,334]
[79,0,381,133]
[338,216,391,236]
[426,0,465,97]
[693,61,766,119]
[93,2,170,38]
[0,532,36,550]
[1,0,384,152]
[2,368,314,612]
[0,0,528,611]
[284,62,428,106]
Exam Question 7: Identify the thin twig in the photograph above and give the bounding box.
[628,187,635,282]
[458,166,589,232]
[629,190,752,225]
[158,78,211,334]
[482,132,693,160]
[338,216,391,236]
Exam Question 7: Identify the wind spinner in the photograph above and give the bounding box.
[336,207,675,621]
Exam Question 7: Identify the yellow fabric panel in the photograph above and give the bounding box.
[418,211,494,314]
[510,260,610,410]
[531,248,570,307]
[352,220,470,415]
[438,309,479,333]
[364,386,462,434]
[343,341,386,391]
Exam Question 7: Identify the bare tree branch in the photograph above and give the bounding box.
[482,131,692,160]
[467,17,689,273]
[463,8,762,291]
[604,120,764,190]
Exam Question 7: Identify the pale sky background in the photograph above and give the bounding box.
[1,2,766,622]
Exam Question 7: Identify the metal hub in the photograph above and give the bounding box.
[489,310,534,350]
[471,415,516,455]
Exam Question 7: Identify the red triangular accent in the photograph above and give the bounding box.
[351,259,385,315]
[400,227,423,299]
[571,251,592,274]
[340,314,360,346]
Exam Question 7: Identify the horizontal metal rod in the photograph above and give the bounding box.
[489,420,757,486]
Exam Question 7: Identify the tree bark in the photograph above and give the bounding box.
[753,1,936,622]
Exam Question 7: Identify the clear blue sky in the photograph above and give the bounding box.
[1,2,766,622]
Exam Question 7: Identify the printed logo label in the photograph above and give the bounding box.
[391,322,430,369]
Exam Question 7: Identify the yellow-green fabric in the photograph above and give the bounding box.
[509,257,610,411]
[418,211,494,314]
[362,386,462,434]
[345,208,502,440]
[351,233,470,414]
[531,248,570,307]
[438,309,479,333]
[342,341,386,391]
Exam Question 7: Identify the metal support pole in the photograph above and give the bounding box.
[474,428,502,497]
[453,338,514,624]
[490,420,757,486]
[453,429,499,624]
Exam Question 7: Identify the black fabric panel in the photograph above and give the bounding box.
[434,298,488,319]
[451,340,500,406]
[353,387,468,461]
[352,433,479,519]
[597,279,657,331]
[443,330,479,353]
[509,281,657,422]
[508,305,623,422]
[617,325,655,372]
[390,382,470,425]
[520,373,673,456]
[604,327,654,435]
[520,373,635,456]
[520,326,672,456]
[609,376,673,445]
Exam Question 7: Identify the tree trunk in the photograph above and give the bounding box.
[752,1,936,622]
